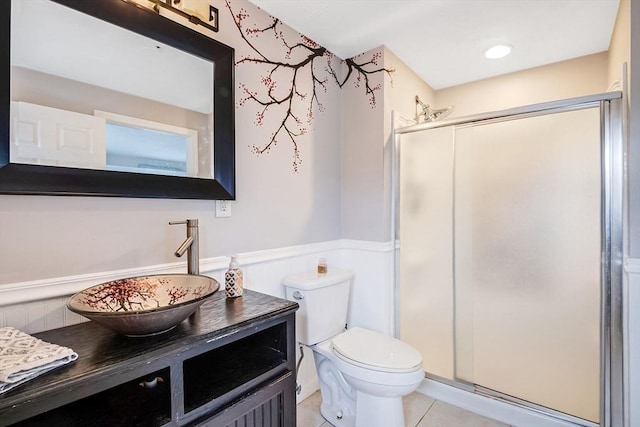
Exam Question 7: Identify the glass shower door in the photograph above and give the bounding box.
[398,126,455,381]
[453,108,601,423]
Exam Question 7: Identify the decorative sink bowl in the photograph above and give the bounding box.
[67,274,219,337]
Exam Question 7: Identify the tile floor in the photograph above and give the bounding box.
[297,390,512,427]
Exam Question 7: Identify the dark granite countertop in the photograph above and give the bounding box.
[0,289,298,418]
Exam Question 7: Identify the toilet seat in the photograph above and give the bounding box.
[331,327,422,373]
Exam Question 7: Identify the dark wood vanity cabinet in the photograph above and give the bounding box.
[0,290,298,427]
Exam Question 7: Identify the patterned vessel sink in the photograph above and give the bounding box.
[67,274,219,337]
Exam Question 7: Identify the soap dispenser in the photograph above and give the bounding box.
[225,255,244,298]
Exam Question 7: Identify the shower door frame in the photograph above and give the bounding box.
[393,92,625,427]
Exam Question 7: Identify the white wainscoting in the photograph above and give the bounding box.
[625,258,640,427]
[0,239,395,405]
[0,239,394,334]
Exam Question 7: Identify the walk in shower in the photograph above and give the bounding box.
[394,93,624,426]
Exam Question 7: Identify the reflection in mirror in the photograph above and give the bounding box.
[101,111,198,177]
[10,0,214,179]
[0,0,235,199]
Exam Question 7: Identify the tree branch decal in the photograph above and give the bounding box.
[328,52,394,107]
[227,2,394,172]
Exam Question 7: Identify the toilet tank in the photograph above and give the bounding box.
[283,269,354,346]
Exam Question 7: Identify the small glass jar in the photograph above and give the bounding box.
[317,258,327,275]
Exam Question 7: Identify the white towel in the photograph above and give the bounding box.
[0,327,78,394]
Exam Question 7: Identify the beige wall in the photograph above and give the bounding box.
[608,0,630,90]
[340,46,434,242]
[383,46,436,126]
[0,0,343,285]
[340,47,386,242]
[630,0,640,258]
[436,52,609,118]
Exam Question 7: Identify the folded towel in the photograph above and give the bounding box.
[0,327,78,394]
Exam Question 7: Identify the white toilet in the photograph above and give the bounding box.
[283,269,424,427]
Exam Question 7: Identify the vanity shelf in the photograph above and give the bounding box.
[0,289,298,427]
[12,367,172,426]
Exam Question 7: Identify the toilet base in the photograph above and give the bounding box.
[312,339,423,427]
[316,352,356,427]
[354,391,405,427]
[318,386,408,427]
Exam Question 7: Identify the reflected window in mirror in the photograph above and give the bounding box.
[98,111,207,178]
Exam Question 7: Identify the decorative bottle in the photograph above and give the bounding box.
[225,255,244,298]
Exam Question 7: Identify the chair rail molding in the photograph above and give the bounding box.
[0,239,394,307]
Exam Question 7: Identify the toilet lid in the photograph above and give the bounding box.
[331,327,423,373]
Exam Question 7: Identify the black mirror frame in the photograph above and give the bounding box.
[0,0,235,199]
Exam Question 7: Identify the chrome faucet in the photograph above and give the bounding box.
[169,219,199,275]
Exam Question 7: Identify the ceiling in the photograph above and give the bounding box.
[247,0,620,90]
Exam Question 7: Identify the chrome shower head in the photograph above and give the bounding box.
[426,106,454,121]
[415,95,454,122]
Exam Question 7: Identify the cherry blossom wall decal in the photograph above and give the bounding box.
[226,1,394,172]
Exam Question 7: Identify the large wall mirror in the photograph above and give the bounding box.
[0,0,235,199]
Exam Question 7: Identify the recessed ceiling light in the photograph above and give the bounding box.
[484,44,512,59]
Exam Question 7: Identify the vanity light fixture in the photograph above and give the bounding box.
[484,44,512,59]
[149,0,219,32]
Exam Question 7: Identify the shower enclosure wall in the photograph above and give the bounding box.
[394,93,624,427]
